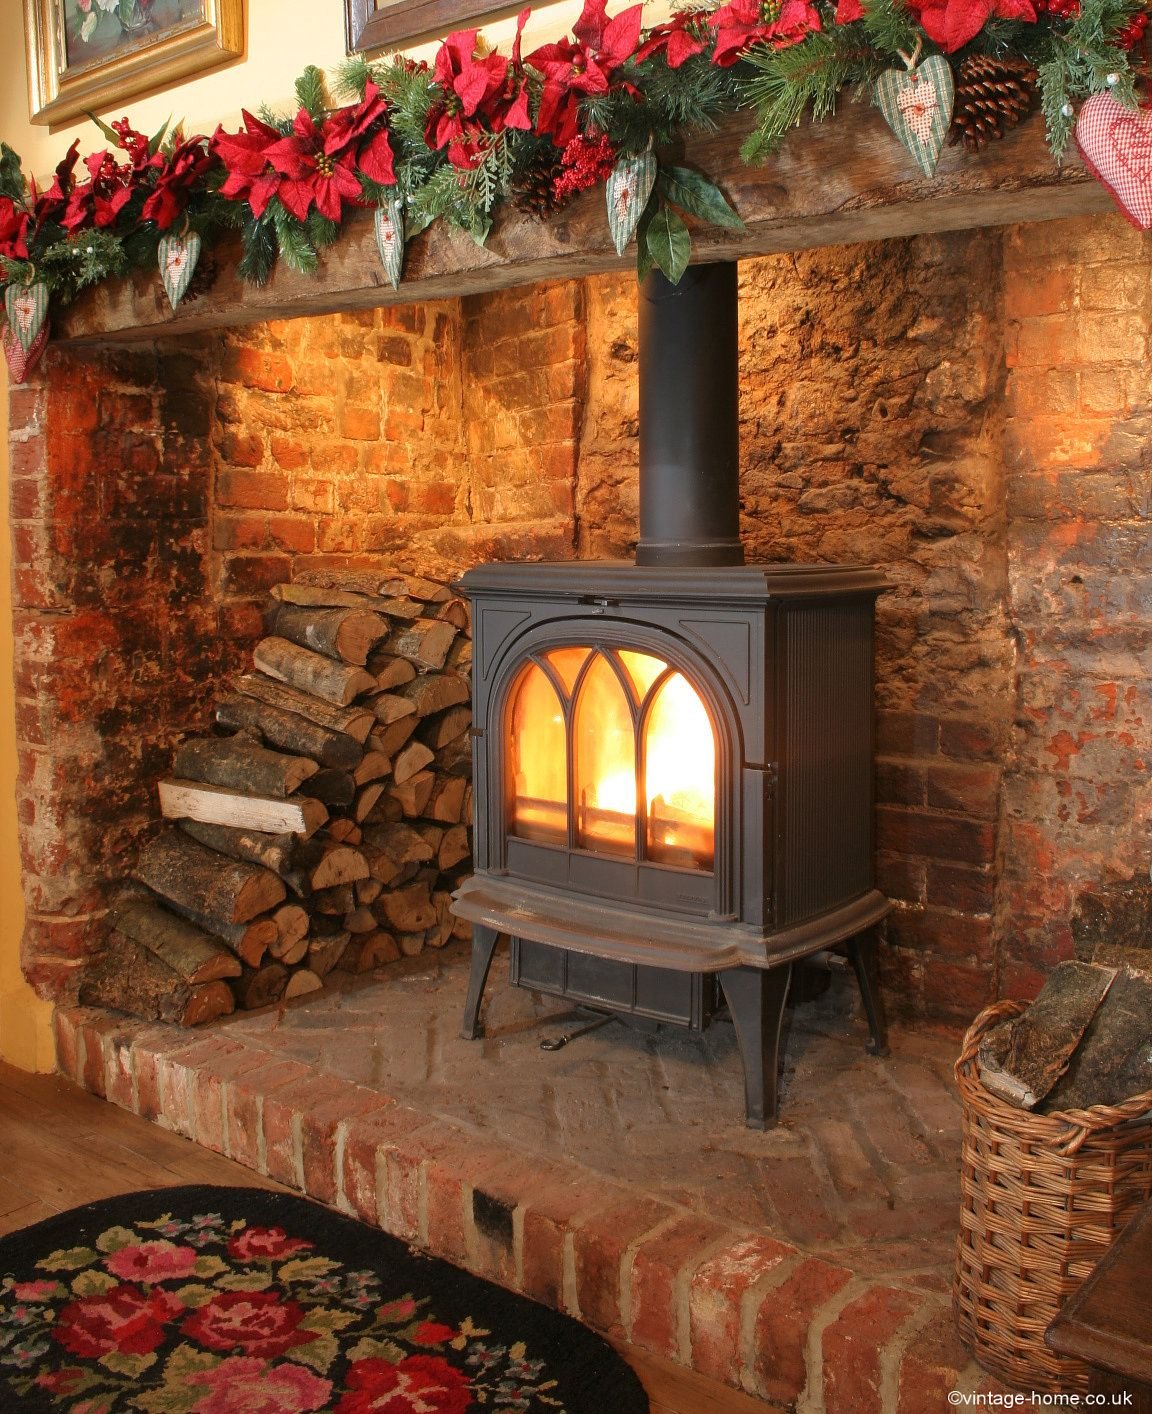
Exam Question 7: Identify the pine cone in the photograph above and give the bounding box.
[948,54,1038,152]
[511,151,566,219]
[183,248,218,304]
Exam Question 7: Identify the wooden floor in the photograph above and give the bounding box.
[0,1060,768,1413]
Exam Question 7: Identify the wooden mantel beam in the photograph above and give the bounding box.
[56,107,1110,345]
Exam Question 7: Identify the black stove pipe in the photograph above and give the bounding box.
[636,262,744,568]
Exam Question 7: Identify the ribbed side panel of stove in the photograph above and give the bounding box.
[774,599,877,927]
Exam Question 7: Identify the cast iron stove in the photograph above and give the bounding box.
[451,264,890,1127]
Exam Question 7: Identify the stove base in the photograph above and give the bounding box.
[460,924,889,1128]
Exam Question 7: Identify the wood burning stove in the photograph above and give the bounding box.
[451,264,891,1127]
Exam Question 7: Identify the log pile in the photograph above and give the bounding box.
[82,572,473,1026]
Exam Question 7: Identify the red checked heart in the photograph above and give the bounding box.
[1076,90,1152,229]
[2,322,48,384]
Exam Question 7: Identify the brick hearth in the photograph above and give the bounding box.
[54,950,995,1408]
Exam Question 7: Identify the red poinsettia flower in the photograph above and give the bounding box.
[140,134,216,230]
[29,139,80,234]
[335,1355,472,1414]
[0,195,29,261]
[211,109,291,219]
[323,79,397,186]
[525,0,643,146]
[181,1289,318,1359]
[424,24,531,169]
[904,0,1037,49]
[709,0,822,66]
[834,0,865,21]
[213,88,395,223]
[634,8,712,67]
[53,1285,182,1359]
[265,107,366,222]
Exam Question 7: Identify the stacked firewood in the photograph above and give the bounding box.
[81,572,473,1026]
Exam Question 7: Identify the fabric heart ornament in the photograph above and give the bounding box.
[606,150,657,256]
[158,231,202,309]
[4,280,49,354]
[1076,90,1152,229]
[374,198,406,291]
[875,55,954,178]
[3,320,48,384]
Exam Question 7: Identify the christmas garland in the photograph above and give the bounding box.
[0,0,1146,380]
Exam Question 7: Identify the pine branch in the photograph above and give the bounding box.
[335,56,375,103]
[740,30,882,162]
[859,0,921,59]
[272,202,319,274]
[295,66,329,123]
[36,231,128,302]
[237,214,277,285]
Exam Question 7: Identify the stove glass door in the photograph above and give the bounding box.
[507,646,715,873]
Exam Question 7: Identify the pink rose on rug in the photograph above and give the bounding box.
[54,1284,182,1358]
[104,1239,199,1283]
[187,1355,332,1414]
[227,1226,314,1261]
[12,1280,59,1301]
[335,1354,473,1414]
[182,1290,317,1358]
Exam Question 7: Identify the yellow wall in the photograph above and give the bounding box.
[0,0,601,1069]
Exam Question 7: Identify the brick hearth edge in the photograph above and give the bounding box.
[53,1004,1000,1410]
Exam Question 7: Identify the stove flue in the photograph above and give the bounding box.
[636,263,743,568]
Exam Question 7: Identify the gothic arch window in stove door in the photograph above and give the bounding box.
[506,646,716,874]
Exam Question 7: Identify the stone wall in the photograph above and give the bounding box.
[9,212,1152,1022]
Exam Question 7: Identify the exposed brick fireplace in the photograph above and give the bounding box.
[12,214,1151,1028]
[8,203,1151,1407]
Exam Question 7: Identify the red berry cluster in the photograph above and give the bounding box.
[1035,0,1082,17]
[552,132,618,202]
[1116,8,1149,49]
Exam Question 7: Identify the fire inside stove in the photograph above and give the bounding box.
[506,647,716,871]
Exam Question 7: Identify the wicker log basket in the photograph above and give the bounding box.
[953,1000,1152,1392]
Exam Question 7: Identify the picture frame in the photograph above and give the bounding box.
[24,0,244,127]
[344,0,519,54]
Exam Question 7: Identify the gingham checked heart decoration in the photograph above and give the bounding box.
[374,198,406,291]
[158,230,202,310]
[875,53,954,178]
[1075,90,1152,229]
[3,280,49,354]
[606,148,657,256]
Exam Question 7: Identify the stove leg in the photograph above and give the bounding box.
[845,930,889,1057]
[718,963,792,1130]
[461,926,500,1040]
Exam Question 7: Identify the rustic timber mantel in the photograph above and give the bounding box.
[56,105,1110,345]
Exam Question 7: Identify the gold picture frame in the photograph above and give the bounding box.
[24,0,244,127]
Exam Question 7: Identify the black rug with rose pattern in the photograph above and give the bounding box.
[0,1185,648,1413]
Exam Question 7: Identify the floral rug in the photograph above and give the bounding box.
[0,1186,648,1413]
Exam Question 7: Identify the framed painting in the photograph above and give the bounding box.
[24,0,244,126]
[345,0,519,53]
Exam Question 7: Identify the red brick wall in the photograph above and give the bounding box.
[9,343,219,998]
[8,213,1150,1022]
[999,217,1152,998]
